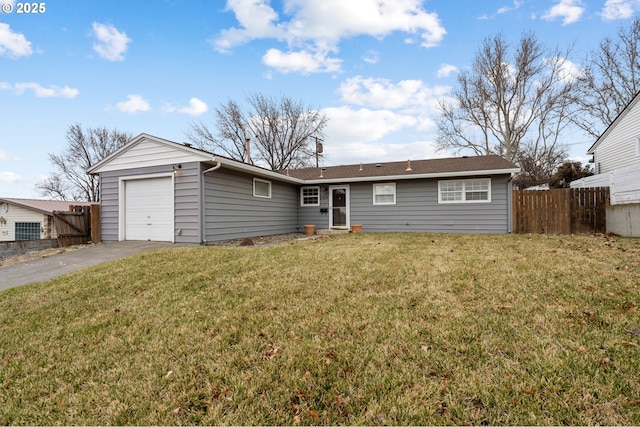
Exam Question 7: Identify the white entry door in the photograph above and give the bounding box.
[124,177,173,242]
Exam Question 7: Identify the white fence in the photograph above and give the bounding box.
[571,163,640,205]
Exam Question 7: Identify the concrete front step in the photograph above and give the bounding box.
[316,229,350,235]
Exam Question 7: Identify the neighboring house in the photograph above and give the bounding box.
[584,91,640,177]
[524,183,549,191]
[572,90,640,203]
[0,198,88,242]
[87,134,520,243]
[570,91,640,236]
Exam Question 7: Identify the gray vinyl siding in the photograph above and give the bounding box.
[204,167,298,242]
[98,163,201,243]
[173,163,200,243]
[297,175,512,234]
[99,169,121,241]
[298,186,331,229]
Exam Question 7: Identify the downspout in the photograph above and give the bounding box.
[507,174,514,234]
[201,158,222,244]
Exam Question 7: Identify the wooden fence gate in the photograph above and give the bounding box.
[53,205,91,246]
[512,188,609,234]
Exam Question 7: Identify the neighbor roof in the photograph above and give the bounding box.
[0,198,91,216]
[282,155,519,183]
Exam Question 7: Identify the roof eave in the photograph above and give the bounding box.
[211,157,304,184]
[300,168,521,184]
[586,90,640,155]
[0,198,56,215]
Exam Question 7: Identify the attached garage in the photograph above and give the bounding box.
[121,175,174,242]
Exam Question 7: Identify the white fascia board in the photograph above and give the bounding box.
[301,168,521,184]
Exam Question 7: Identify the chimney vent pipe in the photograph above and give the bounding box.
[245,138,252,165]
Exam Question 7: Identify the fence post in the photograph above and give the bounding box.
[90,204,101,243]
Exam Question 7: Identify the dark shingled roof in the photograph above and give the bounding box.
[282,155,518,181]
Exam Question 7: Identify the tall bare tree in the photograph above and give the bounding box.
[187,93,328,170]
[436,32,574,185]
[573,18,640,138]
[37,124,131,202]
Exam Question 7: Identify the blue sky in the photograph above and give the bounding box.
[1,0,639,199]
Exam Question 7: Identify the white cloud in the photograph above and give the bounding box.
[497,0,524,14]
[542,0,585,25]
[557,58,582,83]
[165,97,209,116]
[0,23,33,58]
[362,50,379,64]
[0,150,19,161]
[540,56,583,83]
[0,171,21,183]
[92,22,131,61]
[322,139,449,166]
[212,0,446,74]
[262,48,342,74]
[180,98,208,116]
[338,76,450,112]
[436,63,458,78]
[0,81,79,98]
[116,94,151,113]
[213,0,286,53]
[600,0,640,20]
[322,106,417,143]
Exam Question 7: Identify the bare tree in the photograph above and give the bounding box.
[573,18,640,138]
[37,124,132,202]
[186,93,328,170]
[188,99,251,162]
[513,140,568,188]
[436,32,573,177]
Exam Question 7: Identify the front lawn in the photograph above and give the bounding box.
[0,233,638,425]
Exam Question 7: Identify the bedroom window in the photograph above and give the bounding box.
[301,186,320,206]
[373,183,396,205]
[253,178,271,198]
[438,179,491,203]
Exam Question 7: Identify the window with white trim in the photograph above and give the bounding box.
[253,178,272,198]
[300,186,320,206]
[373,183,396,205]
[438,179,491,203]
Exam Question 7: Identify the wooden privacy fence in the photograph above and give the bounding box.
[52,204,101,246]
[513,188,609,235]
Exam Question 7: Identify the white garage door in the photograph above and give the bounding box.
[124,177,173,242]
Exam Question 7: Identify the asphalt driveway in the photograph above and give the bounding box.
[0,241,178,292]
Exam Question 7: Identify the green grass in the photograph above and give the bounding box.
[1,233,639,425]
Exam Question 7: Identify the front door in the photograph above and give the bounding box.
[329,186,349,229]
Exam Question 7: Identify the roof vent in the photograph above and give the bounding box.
[406,159,412,171]
[376,163,382,168]
[462,155,468,158]
[320,167,326,178]
[359,163,363,171]
[183,142,192,148]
